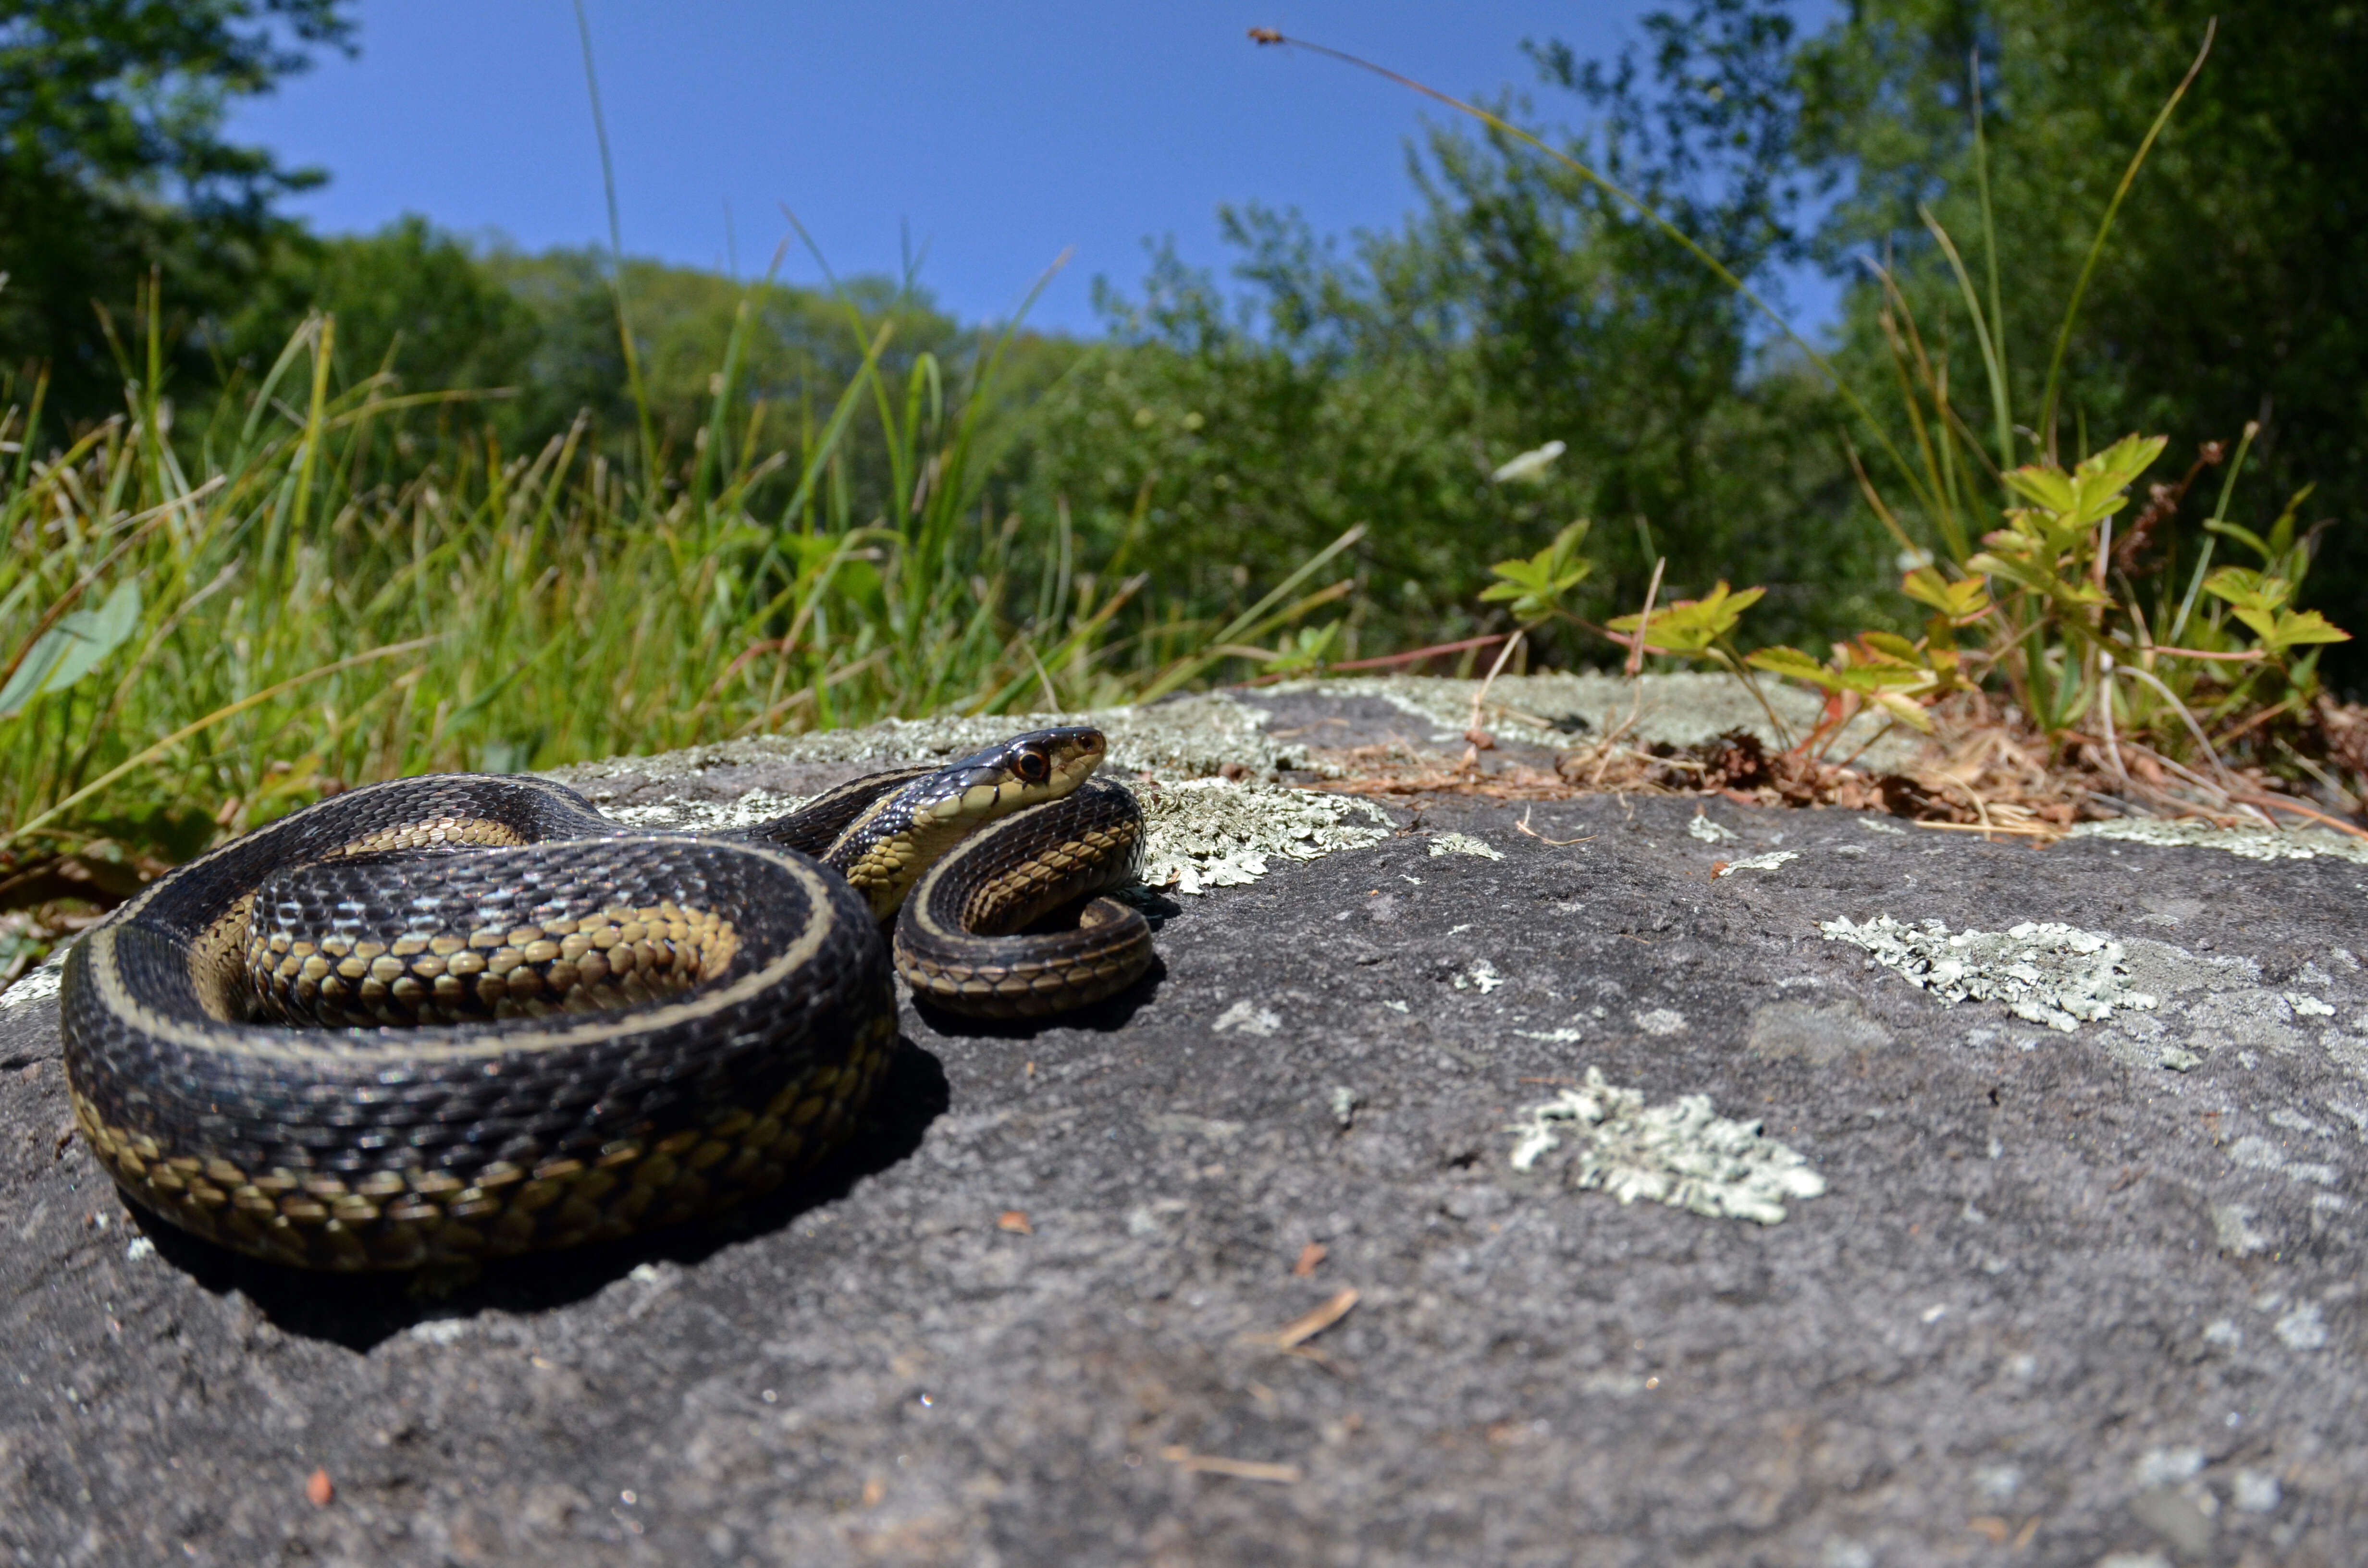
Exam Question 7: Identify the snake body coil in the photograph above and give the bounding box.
[60,728,1147,1270]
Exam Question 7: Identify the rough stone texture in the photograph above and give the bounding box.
[2,682,2364,1566]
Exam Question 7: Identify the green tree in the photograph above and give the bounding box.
[225,217,542,417]
[1019,0,1875,664]
[1795,0,2368,685]
[0,0,355,420]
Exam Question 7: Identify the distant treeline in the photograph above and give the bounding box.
[5,0,2362,683]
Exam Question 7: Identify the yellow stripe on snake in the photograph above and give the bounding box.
[60,728,1148,1271]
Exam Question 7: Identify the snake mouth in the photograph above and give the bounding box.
[917,726,1107,821]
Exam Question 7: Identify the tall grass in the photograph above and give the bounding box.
[0,277,1343,874]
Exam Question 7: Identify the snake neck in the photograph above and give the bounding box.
[815,727,1109,921]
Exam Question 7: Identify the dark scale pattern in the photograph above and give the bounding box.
[61,774,896,1270]
[896,777,1152,1017]
[242,840,757,1027]
[57,731,1147,1271]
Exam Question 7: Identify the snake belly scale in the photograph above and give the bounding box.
[59,727,1149,1270]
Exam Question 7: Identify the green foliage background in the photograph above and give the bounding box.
[5,0,2362,690]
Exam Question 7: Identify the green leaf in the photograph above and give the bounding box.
[1744,643,1936,697]
[1606,580,1764,656]
[1998,436,2165,543]
[1480,519,1593,624]
[1264,622,1343,675]
[0,579,143,718]
[1963,550,2057,597]
[2236,605,2351,655]
[2270,610,2350,647]
[2203,518,2272,561]
[2077,433,2168,504]
[1901,567,1989,621]
[1742,645,1838,684]
[2202,567,2290,614]
[1999,465,2078,515]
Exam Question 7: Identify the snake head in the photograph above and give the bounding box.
[945,725,1106,800]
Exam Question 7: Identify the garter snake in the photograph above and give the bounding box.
[59,727,1149,1271]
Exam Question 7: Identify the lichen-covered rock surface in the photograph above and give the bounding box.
[1,678,2364,1565]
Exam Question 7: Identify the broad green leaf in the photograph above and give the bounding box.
[1745,644,1934,697]
[2077,433,2168,503]
[1859,631,1923,664]
[2044,576,2112,610]
[2202,567,2289,614]
[2000,465,2079,514]
[1964,551,2058,597]
[1480,519,1592,624]
[1742,645,1832,683]
[1999,436,2164,539]
[1901,567,1989,621]
[1606,580,1764,655]
[2236,606,2351,654]
[2270,610,2350,647]
[0,579,144,717]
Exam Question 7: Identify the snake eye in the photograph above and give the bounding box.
[1014,751,1049,783]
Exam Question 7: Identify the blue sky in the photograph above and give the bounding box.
[229,2,1840,336]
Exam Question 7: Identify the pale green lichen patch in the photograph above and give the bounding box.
[1131,778,1393,895]
[548,692,1406,895]
[0,967,61,1010]
[550,691,1307,788]
[1822,916,2158,1031]
[2071,818,2368,865]
[1716,850,1798,877]
[1508,1067,1827,1225]
[1428,832,1504,861]
[1272,671,1921,768]
[589,773,1395,899]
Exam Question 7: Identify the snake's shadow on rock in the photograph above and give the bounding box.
[140,1035,951,1352]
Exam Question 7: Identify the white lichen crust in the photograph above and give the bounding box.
[2071,818,2368,865]
[1509,1067,1828,1225]
[1821,915,2158,1032]
[544,693,1407,895]
[549,692,1307,788]
[1131,779,1392,896]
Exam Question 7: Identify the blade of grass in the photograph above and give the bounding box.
[4,638,437,850]
[572,0,660,488]
[2036,23,2216,456]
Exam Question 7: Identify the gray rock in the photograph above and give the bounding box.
[3,687,2364,1564]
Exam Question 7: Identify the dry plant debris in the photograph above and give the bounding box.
[1313,688,2368,848]
[1157,1447,1302,1485]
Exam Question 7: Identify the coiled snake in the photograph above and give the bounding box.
[59,727,1149,1271]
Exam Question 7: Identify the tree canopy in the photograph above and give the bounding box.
[0,0,353,415]
[1798,0,2368,679]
